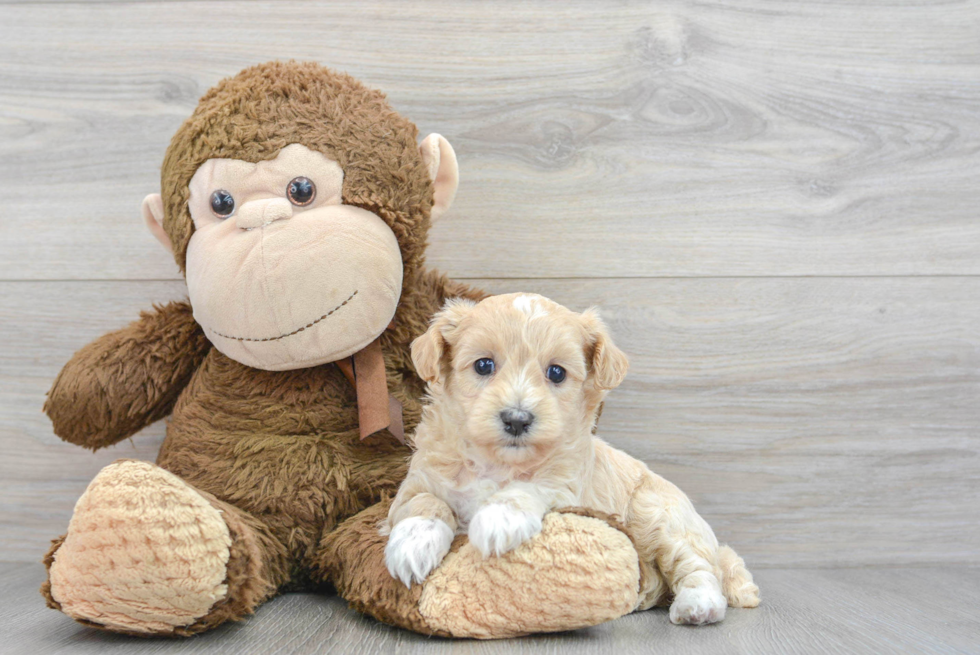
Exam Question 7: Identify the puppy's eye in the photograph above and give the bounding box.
[287,176,316,206]
[546,365,566,384]
[210,190,235,217]
[474,358,495,376]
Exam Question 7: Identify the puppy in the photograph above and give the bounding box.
[384,293,759,625]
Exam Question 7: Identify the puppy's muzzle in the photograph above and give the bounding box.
[500,408,534,437]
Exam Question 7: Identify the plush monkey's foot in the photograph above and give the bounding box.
[319,502,643,639]
[43,460,235,635]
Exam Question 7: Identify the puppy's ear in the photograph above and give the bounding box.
[581,308,629,391]
[412,298,477,384]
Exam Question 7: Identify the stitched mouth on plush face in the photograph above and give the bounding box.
[206,290,358,342]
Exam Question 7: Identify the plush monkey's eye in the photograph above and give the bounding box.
[210,190,235,217]
[474,358,495,376]
[546,365,566,384]
[287,177,316,206]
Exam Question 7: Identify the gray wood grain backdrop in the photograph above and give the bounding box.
[1,0,978,569]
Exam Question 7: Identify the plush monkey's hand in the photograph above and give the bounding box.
[45,302,210,450]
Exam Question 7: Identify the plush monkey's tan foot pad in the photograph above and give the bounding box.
[418,511,640,639]
[48,460,232,634]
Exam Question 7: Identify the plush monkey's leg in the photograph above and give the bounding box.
[42,459,289,636]
[314,500,643,639]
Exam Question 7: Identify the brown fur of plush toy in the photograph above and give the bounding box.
[161,61,435,278]
[40,62,643,638]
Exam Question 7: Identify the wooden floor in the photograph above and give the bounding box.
[3,563,978,655]
[1,0,979,652]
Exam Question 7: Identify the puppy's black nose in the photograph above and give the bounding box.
[500,409,534,437]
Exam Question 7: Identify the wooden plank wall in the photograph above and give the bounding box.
[1,0,978,567]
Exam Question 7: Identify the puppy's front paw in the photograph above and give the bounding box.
[468,503,542,557]
[385,517,454,588]
[669,585,727,625]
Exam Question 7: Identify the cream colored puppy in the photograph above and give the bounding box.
[384,293,760,625]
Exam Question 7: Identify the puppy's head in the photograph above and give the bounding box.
[412,293,629,465]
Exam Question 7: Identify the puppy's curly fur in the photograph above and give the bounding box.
[385,293,760,625]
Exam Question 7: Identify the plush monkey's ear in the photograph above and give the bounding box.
[141,193,173,254]
[411,298,477,384]
[419,133,459,222]
[581,308,630,391]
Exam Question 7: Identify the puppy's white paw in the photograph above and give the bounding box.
[669,585,727,625]
[384,517,454,588]
[468,503,542,557]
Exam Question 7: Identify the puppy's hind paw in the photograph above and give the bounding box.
[384,517,454,588]
[669,585,727,626]
[468,503,542,557]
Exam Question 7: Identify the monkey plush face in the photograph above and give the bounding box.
[140,62,459,371]
[179,144,403,370]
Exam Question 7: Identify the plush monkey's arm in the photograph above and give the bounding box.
[44,301,211,450]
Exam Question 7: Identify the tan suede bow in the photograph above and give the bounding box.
[335,335,405,443]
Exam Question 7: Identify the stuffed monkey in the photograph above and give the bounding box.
[40,61,645,639]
